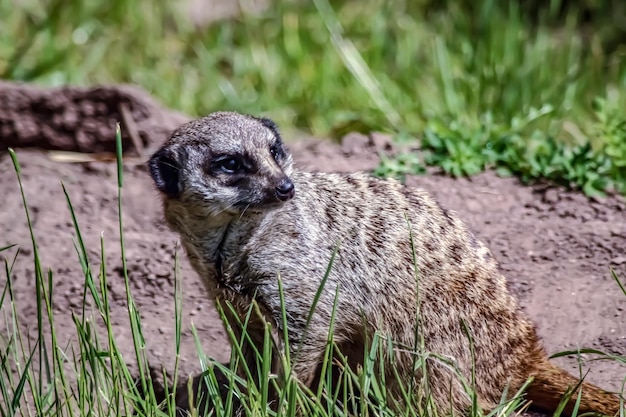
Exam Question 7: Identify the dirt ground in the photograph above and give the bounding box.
[1,84,625,411]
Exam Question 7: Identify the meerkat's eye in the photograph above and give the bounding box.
[215,157,243,174]
[270,144,283,161]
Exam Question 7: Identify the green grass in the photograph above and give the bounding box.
[1,0,625,194]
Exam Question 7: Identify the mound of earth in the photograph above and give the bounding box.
[0,82,624,411]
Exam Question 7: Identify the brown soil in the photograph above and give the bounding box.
[1,83,625,411]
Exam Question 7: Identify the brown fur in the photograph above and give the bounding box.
[146,111,623,416]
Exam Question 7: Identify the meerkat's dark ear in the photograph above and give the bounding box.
[149,148,183,198]
[256,117,283,143]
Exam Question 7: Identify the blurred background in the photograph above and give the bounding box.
[1,0,625,193]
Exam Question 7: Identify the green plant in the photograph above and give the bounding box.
[592,98,626,193]
[373,132,427,182]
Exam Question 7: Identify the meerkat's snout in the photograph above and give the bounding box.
[275,177,295,201]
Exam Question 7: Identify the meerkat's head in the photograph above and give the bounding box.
[148,112,295,223]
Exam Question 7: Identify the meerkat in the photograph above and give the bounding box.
[146,111,623,416]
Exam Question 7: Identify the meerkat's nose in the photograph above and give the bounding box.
[275,178,295,201]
